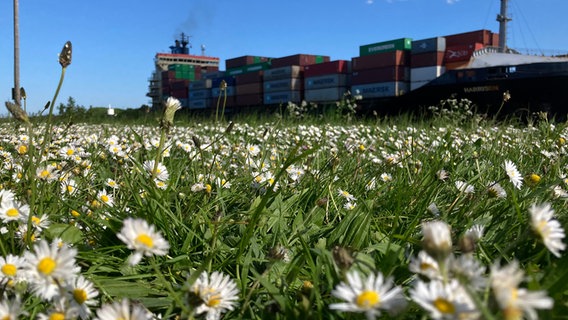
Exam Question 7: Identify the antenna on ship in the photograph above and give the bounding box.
[496,0,511,52]
[201,44,206,56]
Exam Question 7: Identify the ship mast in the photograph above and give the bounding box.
[496,0,511,52]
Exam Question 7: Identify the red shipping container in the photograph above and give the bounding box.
[445,30,492,47]
[351,66,410,85]
[271,54,330,68]
[162,70,176,79]
[235,71,264,84]
[351,51,410,71]
[444,43,484,63]
[491,33,500,47]
[411,51,445,68]
[304,60,350,77]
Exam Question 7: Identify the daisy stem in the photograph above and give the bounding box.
[149,256,188,315]
[42,66,67,153]
[152,128,167,179]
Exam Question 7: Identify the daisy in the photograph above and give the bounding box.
[0,200,30,223]
[116,218,170,266]
[455,181,474,194]
[189,271,240,320]
[23,239,80,300]
[421,220,453,261]
[0,189,15,207]
[96,189,114,207]
[0,294,24,319]
[0,254,25,286]
[409,250,441,280]
[142,160,169,182]
[487,181,507,198]
[410,279,478,319]
[490,260,553,319]
[338,189,356,202]
[95,298,152,320]
[380,173,392,182]
[329,270,407,319]
[529,203,566,257]
[504,160,523,189]
[343,202,357,211]
[61,179,79,196]
[65,275,100,319]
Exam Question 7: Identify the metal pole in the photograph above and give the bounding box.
[13,0,21,104]
[496,0,511,52]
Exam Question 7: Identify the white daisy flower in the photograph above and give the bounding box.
[409,251,442,280]
[0,254,25,286]
[66,275,99,320]
[490,260,553,319]
[411,279,478,319]
[455,181,474,194]
[23,239,80,300]
[96,189,114,207]
[0,200,30,223]
[487,181,507,198]
[116,218,170,266]
[0,295,24,319]
[330,270,407,319]
[95,298,153,320]
[421,220,453,261]
[504,160,523,189]
[142,160,169,182]
[338,189,356,202]
[529,203,566,257]
[190,271,240,320]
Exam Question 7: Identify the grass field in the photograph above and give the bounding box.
[0,97,567,319]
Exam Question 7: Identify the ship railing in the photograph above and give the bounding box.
[475,46,568,58]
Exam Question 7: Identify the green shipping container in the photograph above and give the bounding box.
[359,38,412,56]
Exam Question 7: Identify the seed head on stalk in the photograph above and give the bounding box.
[58,41,72,68]
[5,101,29,124]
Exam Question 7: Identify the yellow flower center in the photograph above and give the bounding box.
[100,194,109,203]
[1,264,17,276]
[73,288,88,304]
[66,185,74,193]
[528,174,541,185]
[205,184,212,193]
[66,149,74,156]
[6,208,19,218]
[356,290,380,309]
[135,234,154,248]
[37,257,57,275]
[40,170,50,179]
[420,262,435,271]
[32,216,41,226]
[49,312,65,320]
[206,294,222,307]
[433,297,455,314]
[71,210,80,217]
[18,145,28,154]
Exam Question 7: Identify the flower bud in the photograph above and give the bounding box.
[59,41,72,68]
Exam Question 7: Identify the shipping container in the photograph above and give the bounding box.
[188,99,211,110]
[359,38,412,56]
[189,79,212,90]
[211,86,236,97]
[305,87,349,102]
[236,94,264,106]
[271,54,330,68]
[236,71,263,85]
[444,43,484,63]
[411,37,446,54]
[202,71,226,80]
[350,81,409,99]
[410,66,446,82]
[264,78,303,93]
[264,91,302,104]
[189,89,211,99]
[305,74,348,90]
[227,61,271,76]
[225,55,272,69]
[352,51,410,71]
[411,51,446,68]
[211,76,236,88]
[263,66,304,81]
[351,66,410,85]
[236,82,263,95]
[304,60,351,77]
[444,30,493,47]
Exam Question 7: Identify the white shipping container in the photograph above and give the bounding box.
[263,66,303,81]
[351,82,409,99]
[305,87,348,102]
[264,78,303,93]
[410,66,445,82]
[305,74,348,90]
[264,91,302,104]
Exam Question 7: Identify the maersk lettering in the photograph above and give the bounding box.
[463,85,499,93]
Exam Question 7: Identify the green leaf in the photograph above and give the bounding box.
[45,223,84,244]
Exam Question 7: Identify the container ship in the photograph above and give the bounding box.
[147,0,568,118]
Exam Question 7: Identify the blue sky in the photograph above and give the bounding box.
[1,0,567,115]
